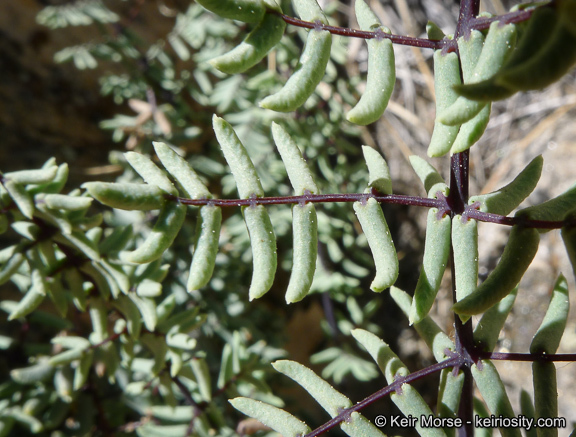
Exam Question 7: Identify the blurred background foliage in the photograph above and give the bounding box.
[1,0,576,436]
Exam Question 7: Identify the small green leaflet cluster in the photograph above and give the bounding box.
[428,21,516,157]
[232,277,570,437]
[453,157,576,318]
[231,329,428,437]
[429,2,576,157]
[2,133,572,334]
[201,0,576,157]
[455,1,576,102]
[0,158,224,435]
[132,330,284,437]
[36,0,119,29]
[85,142,220,293]
[200,0,395,123]
[0,156,280,434]
[405,153,576,323]
[35,0,120,70]
[85,115,401,301]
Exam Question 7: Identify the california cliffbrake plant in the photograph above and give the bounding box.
[1,0,576,436]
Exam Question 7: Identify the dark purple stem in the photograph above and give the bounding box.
[175,192,440,208]
[449,2,479,430]
[171,193,572,230]
[277,13,442,49]
[273,3,533,51]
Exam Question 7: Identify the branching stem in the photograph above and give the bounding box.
[303,356,464,437]
[273,2,533,51]
[172,193,572,229]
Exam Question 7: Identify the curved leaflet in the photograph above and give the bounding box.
[213,115,264,199]
[532,362,558,437]
[409,155,448,198]
[449,102,490,154]
[3,167,58,185]
[293,0,327,22]
[210,8,286,74]
[468,155,543,216]
[494,6,576,93]
[0,252,25,286]
[8,269,47,320]
[48,348,85,366]
[213,116,277,298]
[271,123,317,302]
[473,287,518,352]
[346,0,395,125]
[451,215,478,303]
[83,182,166,211]
[428,49,461,157]
[285,202,317,303]
[353,197,398,292]
[472,360,522,437]
[125,152,177,196]
[8,287,45,321]
[153,142,221,290]
[43,194,93,211]
[362,146,392,195]
[190,358,211,401]
[3,180,34,219]
[439,22,516,126]
[438,29,484,127]
[409,208,451,324]
[351,329,446,437]
[447,30,490,154]
[88,297,108,345]
[10,362,54,384]
[532,279,564,435]
[530,274,569,355]
[517,181,576,229]
[272,360,352,417]
[153,142,211,199]
[124,201,187,264]
[64,268,87,311]
[73,350,93,391]
[187,205,222,291]
[243,205,277,300]
[230,398,311,437]
[195,0,265,23]
[99,225,133,255]
[259,28,331,112]
[452,225,539,316]
[112,295,142,339]
[437,369,465,433]
[519,390,536,435]
[271,122,319,195]
[129,295,157,332]
[455,6,557,101]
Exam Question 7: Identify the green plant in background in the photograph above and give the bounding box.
[2,0,576,436]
